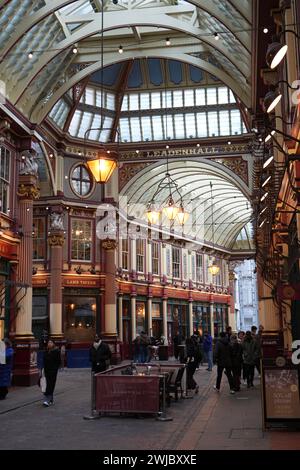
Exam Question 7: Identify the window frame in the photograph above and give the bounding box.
[0,145,10,215]
[172,246,181,279]
[70,217,93,262]
[152,241,160,276]
[32,216,47,261]
[70,163,94,198]
[136,238,145,273]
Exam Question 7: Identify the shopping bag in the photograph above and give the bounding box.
[38,369,47,393]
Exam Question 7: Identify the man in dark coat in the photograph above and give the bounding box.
[214,332,235,394]
[89,334,112,373]
[242,331,259,388]
[43,339,61,406]
[230,335,243,391]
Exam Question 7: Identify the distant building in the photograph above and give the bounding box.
[235,260,258,332]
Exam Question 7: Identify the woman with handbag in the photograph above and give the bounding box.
[42,339,61,407]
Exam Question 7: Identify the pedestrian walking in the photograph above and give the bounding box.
[185,337,199,394]
[89,334,112,373]
[139,331,150,363]
[0,338,13,400]
[173,331,182,360]
[242,331,259,388]
[203,331,213,371]
[230,334,243,391]
[42,339,61,406]
[251,325,262,376]
[191,333,202,370]
[213,332,235,394]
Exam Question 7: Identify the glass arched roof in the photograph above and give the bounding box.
[0,0,253,123]
[121,160,252,250]
[48,59,248,142]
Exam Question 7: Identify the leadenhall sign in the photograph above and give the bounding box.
[120,144,251,160]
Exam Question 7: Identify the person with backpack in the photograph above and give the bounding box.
[213,332,235,394]
[242,331,259,388]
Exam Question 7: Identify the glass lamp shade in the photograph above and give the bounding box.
[87,154,117,183]
[146,207,160,224]
[263,90,282,114]
[176,206,189,225]
[208,261,220,276]
[162,197,180,221]
[266,42,288,69]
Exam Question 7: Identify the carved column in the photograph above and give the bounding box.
[13,173,40,386]
[118,293,123,342]
[228,269,237,330]
[102,239,121,363]
[48,213,65,340]
[189,298,193,336]
[210,301,214,338]
[162,294,168,344]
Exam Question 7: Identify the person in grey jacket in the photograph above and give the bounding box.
[242,331,259,388]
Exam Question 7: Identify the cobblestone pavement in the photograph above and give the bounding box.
[1,365,300,450]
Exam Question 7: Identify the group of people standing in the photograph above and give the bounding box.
[214,325,263,394]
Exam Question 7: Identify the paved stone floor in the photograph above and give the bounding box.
[1,365,300,450]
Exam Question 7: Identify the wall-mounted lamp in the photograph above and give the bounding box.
[266,31,300,69]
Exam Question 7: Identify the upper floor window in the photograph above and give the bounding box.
[136,239,144,273]
[33,217,46,260]
[152,241,159,275]
[121,238,129,270]
[214,260,222,286]
[196,254,203,283]
[172,247,181,279]
[71,219,92,261]
[0,146,10,214]
[70,164,93,197]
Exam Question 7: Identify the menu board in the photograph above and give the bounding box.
[264,368,300,420]
[95,375,160,414]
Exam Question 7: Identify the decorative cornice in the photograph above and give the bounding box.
[48,233,65,247]
[17,183,40,200]
[102,239,117,251]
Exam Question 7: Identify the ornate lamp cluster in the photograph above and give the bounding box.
[146,169,189,226]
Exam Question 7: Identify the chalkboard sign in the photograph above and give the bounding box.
[261,358,300,429]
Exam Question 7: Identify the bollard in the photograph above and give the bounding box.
[83,371,100,420]
[156,372,173,422]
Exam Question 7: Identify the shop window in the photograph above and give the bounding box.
[33,217,46,260]
[121,238,129,270]
[152,302,162,340]
[64,296,96,342]
[152,241,159,275]
[0,146,10,214]
[136,301,146,334]
[71,219,92,261]
[70,164,93,197]
[136,239,144,273]
[172,247,181,279]
[196,253,203,283]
